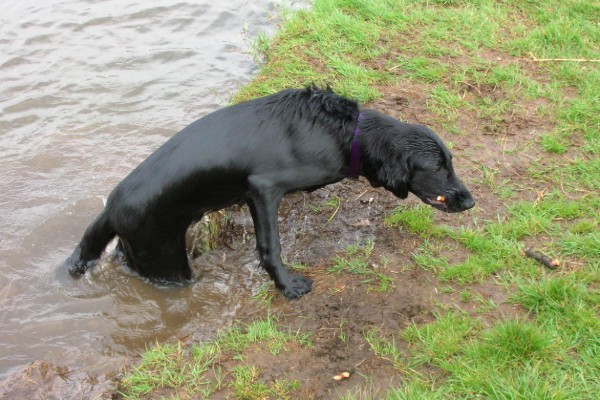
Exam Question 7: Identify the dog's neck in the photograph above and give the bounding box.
[347,113,364,180]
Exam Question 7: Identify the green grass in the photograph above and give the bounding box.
[230,364,300,400]
[387,197,599,394]
[119,341,214,399]
[384,205,439,237]
[118,316,311,399]
[393,56,448,83]
[328,240,395,292]
[364,328,404,370]
[411,240,450,273]
[427,85,467,133]
[236,0,398,102]
[541,132,569,154]
[392,311,599,399]
[217,317,312,355]
[473,163,516,199]
[470,291,498,313]
[403,310,481,367]
[514,276,600,345]
[400,191,599,285]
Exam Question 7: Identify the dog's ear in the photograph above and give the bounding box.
[376,155,410,198]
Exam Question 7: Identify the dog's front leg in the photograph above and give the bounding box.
[247,180,312,299]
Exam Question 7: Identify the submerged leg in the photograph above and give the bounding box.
[67,210,115,277]
[120,223,192,283]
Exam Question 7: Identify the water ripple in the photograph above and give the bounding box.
[0,0,282,390]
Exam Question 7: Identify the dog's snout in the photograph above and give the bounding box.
[460,192,475,210]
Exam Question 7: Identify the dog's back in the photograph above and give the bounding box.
[107,89,350,219]
[107,94,282,217]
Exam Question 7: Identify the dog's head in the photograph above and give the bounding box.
[361,115,474,213]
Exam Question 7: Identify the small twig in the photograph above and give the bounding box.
[355,189,369,201]
[534,188,548,205]
[479,64,492,93]
[326,201,341,224]
[524,248,560,269]
[463,81,482,96]
[559,179,578,200]
[529,52,600,63]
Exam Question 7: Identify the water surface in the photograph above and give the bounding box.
[0,0,279,393]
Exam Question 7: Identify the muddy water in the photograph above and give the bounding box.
[0,0,282,394]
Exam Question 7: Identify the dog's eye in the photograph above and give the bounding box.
[433,167,441,173]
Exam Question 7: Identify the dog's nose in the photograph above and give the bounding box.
[461,194,475,210]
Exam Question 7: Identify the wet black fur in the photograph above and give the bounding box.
[65,86,474,299]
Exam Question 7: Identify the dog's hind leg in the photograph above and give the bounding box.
[66,210,116,277]
[121,223,192,283]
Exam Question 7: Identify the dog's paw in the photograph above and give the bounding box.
[281,274,313,299]
[65,255,89,278]
[67,263,86,278]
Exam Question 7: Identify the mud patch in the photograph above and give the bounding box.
[0,360,110,400]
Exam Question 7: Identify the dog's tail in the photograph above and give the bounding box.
[66,209,116,277]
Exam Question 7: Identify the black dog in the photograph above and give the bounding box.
[66,87,474,298]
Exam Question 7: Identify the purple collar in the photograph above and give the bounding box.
[348,113,363,180]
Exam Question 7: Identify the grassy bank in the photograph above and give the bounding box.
[117,0,599,398]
